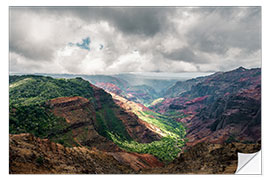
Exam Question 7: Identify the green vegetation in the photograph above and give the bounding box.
[137,110,186,139]
[225,134,240,143]
[51,130,79,147]
[9,75,94,106]
[9,75,94,145]
[9,103,77,146]
[150,98,164,106]
[35,156,44,166]
[9,103,68,137]
[107,109,187,162]
[95,104,131,140]
[110,133,186,162]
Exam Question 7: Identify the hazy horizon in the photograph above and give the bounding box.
[9,71,213,80]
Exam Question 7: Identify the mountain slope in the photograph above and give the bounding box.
[9,75,94,106]
[186,85,261,146]
[47,96,120,151]
[150,67,261,145]
[152,67,260,114]
[180,67,260,103]
[163,76,208,98]
[9,133,164,174]
[9,75,186,164]
[9,75,161,149]
[90,84,161,143]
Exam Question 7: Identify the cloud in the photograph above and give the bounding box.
[162,47,208,64]
[9,8,87,61]
[186,7,261,55]
[9,7,261,74]
[57,7,173,37]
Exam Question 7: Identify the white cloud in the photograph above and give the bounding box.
[9,7,261,74]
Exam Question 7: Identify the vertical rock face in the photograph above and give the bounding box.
[186,85,261,146]
[48,96,120,152]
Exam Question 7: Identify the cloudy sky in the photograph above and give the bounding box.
[9,7,261,74]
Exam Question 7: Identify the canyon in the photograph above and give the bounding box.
[9,67,261,174]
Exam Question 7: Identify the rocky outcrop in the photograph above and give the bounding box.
[108,152,163,172]
[10,133,260,174]
[144,141,261,174]
[9,133,134,174]
[9,133,163,174]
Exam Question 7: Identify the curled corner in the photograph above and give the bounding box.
[235,150,261,174]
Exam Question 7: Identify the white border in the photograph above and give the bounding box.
[1,0,269,180]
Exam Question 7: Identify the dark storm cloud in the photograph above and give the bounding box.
[22,7,174,37]
[9,39,55,61]
[186,7,261,55]
[72,8,169,36]
[101,8,172,37]
[163,47,207,64]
